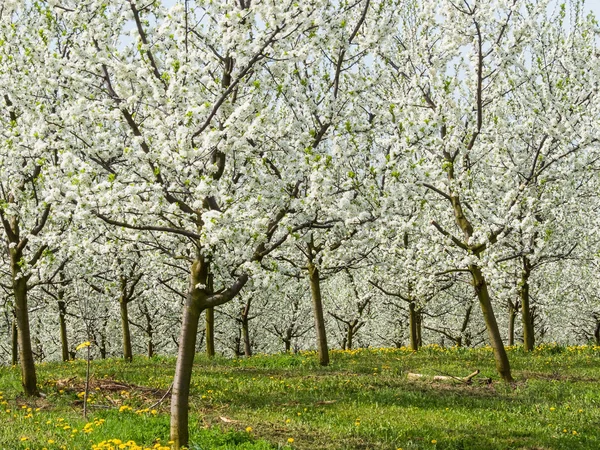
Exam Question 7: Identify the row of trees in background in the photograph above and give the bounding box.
[1,0,599,448]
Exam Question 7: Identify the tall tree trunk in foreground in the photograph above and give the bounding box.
[170,293,204,448]
[443,158,513,381]
[471,266,513,382]
[170,256,249,449]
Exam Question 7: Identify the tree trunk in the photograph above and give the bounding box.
[471,265,513,382]
[170,296,203,449]
[242,316,251,357]
[284,328,292,353]
[241,298,252,357]
[346,320,357,350]
[409,302,418,351]
[11,317,18,366]
[148,337,154,358]
[205,307,215,357]
[416,310,422,347]
[13,276,38,396]
[458,304,473,348]
[308,261,329,366]
[508,301,517,347]
[519,258,534,351]
[58,300,70,361]
[594,320,600,346]
[120,299,133,362]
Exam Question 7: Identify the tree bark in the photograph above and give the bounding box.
[308,261,329,366]
[416,309,422,347]
[444,160,512,381]
[13,276,38,396]
[594,320,600,346]
[471,265,513,382]
[58,300,70,362]
[519,257,534,351]
[242,318,251,356]
[205,307,215,357]
[170,293,203,449]
[409,302,419,351]
[459,304,473,348]
[346,320,356,350]
[284,328,292,353]
[99,334,107,359]
[508,301,517,347]
[120,299,133,362]
[11,316,18,366]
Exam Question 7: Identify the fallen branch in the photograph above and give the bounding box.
[407,369,490,385]
[148,383,173,410]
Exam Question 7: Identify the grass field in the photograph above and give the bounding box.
[0,344,599,450]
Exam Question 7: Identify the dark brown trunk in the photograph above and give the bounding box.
[346,320,357,350]
[120,299,133,362]
[409,302,418,351]
[508,301,517,347]
[471,265,513,382]
[13,276,38,396]
[242,317,251,357]
[594,320,600,346]
[308,261,329,366]
[205,307,215,357]
[519,258,534,351]
[58,300,69,361]
[241,298,252,357]
[284,328,292,353]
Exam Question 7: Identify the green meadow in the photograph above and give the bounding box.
[0,345,598,450]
